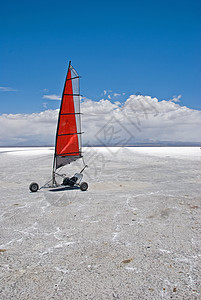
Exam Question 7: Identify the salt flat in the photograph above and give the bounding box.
[0,147,200,299]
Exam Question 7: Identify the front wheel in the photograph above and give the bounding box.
[80,182,88,191]
[29,182,39,192]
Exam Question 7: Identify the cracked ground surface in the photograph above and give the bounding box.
[0,147,200,299]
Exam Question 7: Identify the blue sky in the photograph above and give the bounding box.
[0,0,201,114]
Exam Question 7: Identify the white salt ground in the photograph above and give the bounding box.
[124,146,201,160]
[0,147,200,299]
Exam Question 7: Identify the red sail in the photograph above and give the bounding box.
[54,63,82,169]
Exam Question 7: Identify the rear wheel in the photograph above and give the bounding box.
[29,182,39,192]
[80,182,88,191]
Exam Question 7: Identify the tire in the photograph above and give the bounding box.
[63,177,70,186]
[29,182,39,192]
[80,182,88,191]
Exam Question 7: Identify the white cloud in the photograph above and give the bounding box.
[113,93,121,97]
[43,94,61,100]
[0,95,201,146]
[81,95,201,146]
[169,94,182,103]
[0,86,17,92]
[0,110,58,146]
[103,90,125,99]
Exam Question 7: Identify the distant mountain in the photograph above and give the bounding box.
[0,140,200,148]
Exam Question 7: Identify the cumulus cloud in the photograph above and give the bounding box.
[0,95,201,146]
[82,95,201,146]
[0,86,17,92]
[43,94,61,100]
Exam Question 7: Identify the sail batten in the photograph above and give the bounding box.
[54,62,82,169]
[58,132,83,136]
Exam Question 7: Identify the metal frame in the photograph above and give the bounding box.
[39,164,88,190]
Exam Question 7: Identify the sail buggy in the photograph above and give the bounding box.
[29,62,88,192]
